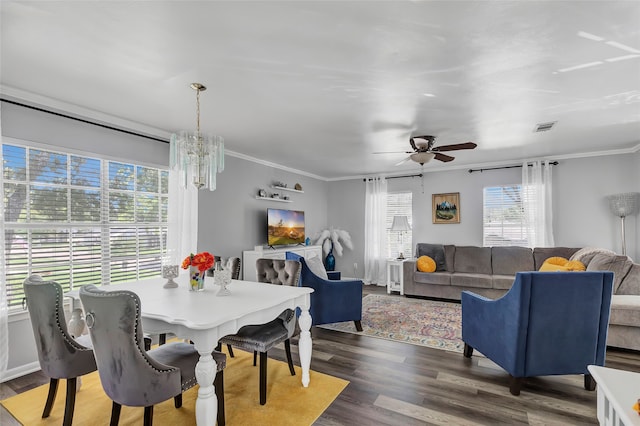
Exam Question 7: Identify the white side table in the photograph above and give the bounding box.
[386,259,406,295]
[587,365,640,426]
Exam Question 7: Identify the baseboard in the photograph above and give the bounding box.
[0,361,41,383]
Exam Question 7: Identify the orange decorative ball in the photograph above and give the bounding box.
[417,256,436,273]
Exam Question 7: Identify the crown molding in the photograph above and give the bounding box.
[227,150,327,181]
[329,144,640,182]
[3,84,638,183]
[1,85,173,141]
[1,85,329,181]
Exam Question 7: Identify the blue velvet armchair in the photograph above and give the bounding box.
[462,271,613,395]
[286,252,363,331]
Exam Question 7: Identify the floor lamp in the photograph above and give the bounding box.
[391,216,411,259]
[607,192,640,256]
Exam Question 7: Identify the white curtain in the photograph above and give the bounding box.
[522,160,554,247]
[0,136,8,377]
[364,176,388,285]
[167,169,199,271]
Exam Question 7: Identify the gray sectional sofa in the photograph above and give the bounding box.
[402,243,640,351]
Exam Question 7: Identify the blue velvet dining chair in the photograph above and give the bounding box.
[461,271,614,395]
[285,251,363,331]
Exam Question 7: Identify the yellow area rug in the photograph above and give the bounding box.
[1,348,348,425]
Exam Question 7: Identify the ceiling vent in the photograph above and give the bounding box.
[534,121,557,132]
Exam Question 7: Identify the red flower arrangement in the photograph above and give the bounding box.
[181,252,215,272]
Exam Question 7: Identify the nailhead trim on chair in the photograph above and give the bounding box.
[84,288,179,375]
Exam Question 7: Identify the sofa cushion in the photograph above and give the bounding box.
[444,245,456,272]
[587,253,633,293]
[609,295,640,327]
[451,273,493,289]
[492,275,515,290]
[533,247,580,270]
[570,247,616,267]
[491,246,534,275]
[617,263,640,295]
[414,271,451,286]
[454,246,492,274]
[417,256,436,272]
[415,243,446,271]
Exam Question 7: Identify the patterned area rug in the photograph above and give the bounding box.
[319,294,464,353]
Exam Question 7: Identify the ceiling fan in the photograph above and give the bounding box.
[376,135,477,165]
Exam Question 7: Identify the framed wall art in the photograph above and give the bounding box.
[432,192,460,224]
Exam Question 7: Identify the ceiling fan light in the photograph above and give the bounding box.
[410,152,435,164]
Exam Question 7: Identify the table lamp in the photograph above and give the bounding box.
[391,215,411,259]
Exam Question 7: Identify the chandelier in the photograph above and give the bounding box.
[170,83,224,191]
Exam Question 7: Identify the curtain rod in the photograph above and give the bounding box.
[1,98,169,144]
[468,161,558,174]
[363,173,422,182]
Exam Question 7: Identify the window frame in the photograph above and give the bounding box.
[2,139,169,311]
[386,191,413,259]
[482,184,530,247]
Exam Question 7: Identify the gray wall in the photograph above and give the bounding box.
[329,153,640,280]
[1,101,169,166]
[197,156,329,263]
[326,179,366,278]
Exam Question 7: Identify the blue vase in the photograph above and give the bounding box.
[325,249,336,271]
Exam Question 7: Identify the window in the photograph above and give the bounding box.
[483,185,528,247]
[386,191,412,258]
[2,143,169,308]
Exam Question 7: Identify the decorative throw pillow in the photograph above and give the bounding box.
[586,253,633,293]
[305,255,329,280]
[415,243,446,271]
[569,247,616,267]
[539,256,569,271]
[417,255,436,273]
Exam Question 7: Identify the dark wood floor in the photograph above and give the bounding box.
[2,284,639,425]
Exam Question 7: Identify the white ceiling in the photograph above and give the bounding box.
[2,1,640,180]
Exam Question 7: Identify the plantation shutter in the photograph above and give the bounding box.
[482,185,529,247]
[3,143,168,308]
[386,192,412,258]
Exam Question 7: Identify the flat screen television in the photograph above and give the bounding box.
[267,208,305,246]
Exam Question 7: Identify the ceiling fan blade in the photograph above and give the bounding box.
[434,142,477,152]
[409,137,418,151]
[395,156,412,166]
[372,151,412,154]
[434,152,455,162]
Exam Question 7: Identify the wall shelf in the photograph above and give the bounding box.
[271,185,304,194]
[255,196,292,203]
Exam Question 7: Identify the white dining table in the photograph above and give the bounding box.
[65,275,314,426]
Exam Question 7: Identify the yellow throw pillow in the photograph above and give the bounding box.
[565,260,586,271]
[539,256,569,271]
[417,255,436,273]
[539,257,585,272]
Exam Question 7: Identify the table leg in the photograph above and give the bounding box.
[194,350,218,426]
[298,308,313,387]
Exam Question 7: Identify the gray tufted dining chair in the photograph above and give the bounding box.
[23,275,97,426]
[79,284,227,426]
[218,258,301,405]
